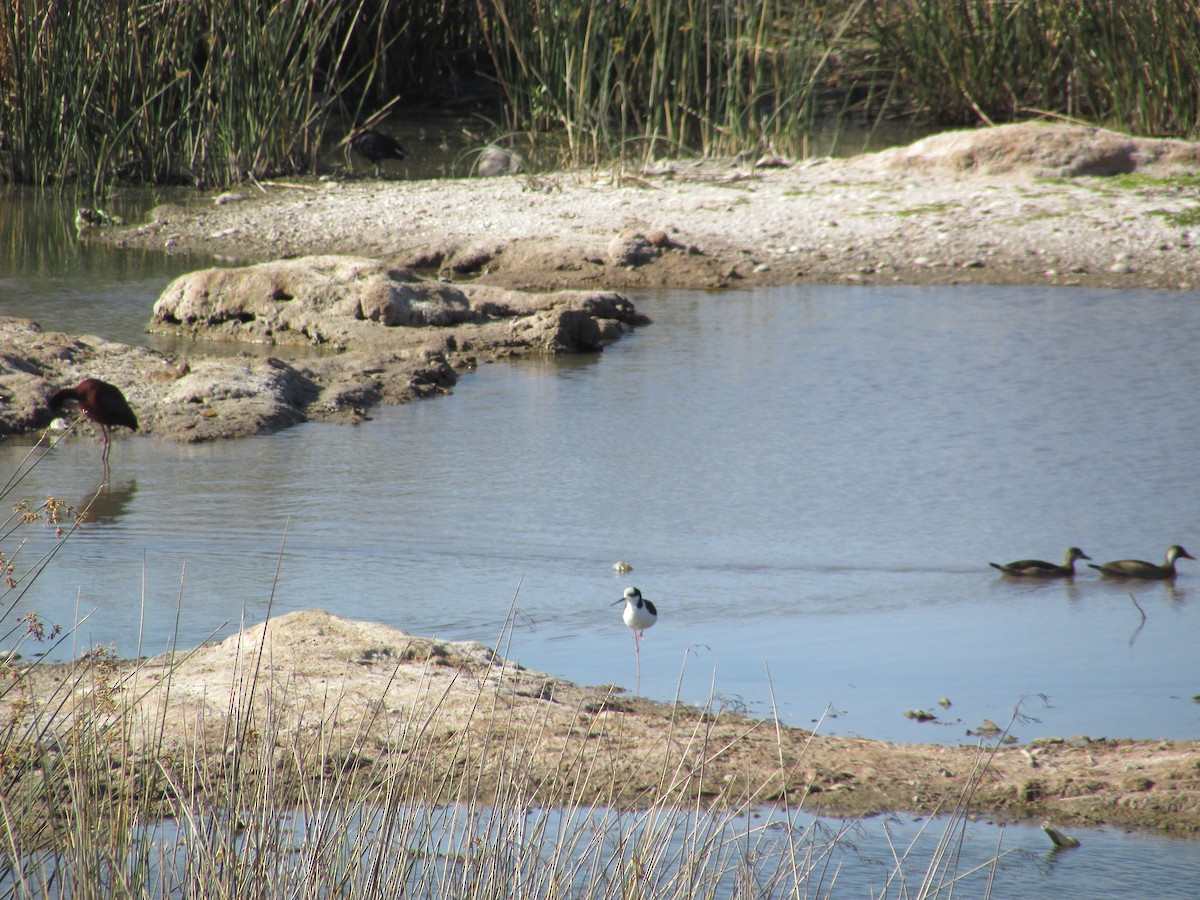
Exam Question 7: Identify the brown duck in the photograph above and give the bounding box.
[989,547,1091,578]
[1088,545,1196,579]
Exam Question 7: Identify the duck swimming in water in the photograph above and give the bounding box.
[989,547,1091,578]
[1088,545,1195,580]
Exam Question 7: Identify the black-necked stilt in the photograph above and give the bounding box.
[613,587,657,693]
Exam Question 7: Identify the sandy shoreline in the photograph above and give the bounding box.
[6,123,1199,836]
[10,610,1200,836]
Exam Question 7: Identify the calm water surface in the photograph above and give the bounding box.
[3,261,1199,747]
[3,191,1200,892]
[10,804,1198,897]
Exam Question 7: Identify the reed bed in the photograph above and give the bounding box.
[0,0,397,189]
[868,0,1200,136]
[3,1,1199,190]
[475,0,882,166]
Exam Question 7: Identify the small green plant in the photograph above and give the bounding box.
[894,202,959,217]
[1147,207,1200,228]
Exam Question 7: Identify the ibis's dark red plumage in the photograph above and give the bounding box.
[49,378,138,464]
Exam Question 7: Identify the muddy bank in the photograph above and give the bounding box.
[98,122,1200,293]
[8,610,1199,835]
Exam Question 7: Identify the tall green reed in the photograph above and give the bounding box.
[5,0,1200,193]
[0,0,395,191]
[477,0,878,165]
[1068,0,1200,136]
[868,0,1200,136]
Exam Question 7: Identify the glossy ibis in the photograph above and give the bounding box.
[349,129,406,177]
[49,378,138,466]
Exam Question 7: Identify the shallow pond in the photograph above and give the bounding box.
[4,277,1198,746]
[3,187,1200,893]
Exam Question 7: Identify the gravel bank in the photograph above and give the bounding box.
[101,122,1200,293]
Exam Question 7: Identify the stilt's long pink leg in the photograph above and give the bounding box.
[633,631,642,695]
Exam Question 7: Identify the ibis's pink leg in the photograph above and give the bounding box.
[100,424,111,478]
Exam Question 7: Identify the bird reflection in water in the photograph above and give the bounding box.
[78,478,138,525]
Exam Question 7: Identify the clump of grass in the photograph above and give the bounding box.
[1,427,96,636]
[1148,207,1200,229]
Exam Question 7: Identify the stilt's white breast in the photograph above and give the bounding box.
[621,587,657,632]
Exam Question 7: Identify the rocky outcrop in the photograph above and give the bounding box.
[878,121,1200,177]
[0,317,173,436]
[150,256,474,346]
[2,257,647,443]
[0,317,328,443]
[148,255,647,354]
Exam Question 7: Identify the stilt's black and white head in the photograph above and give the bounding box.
[613,586,657,636]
